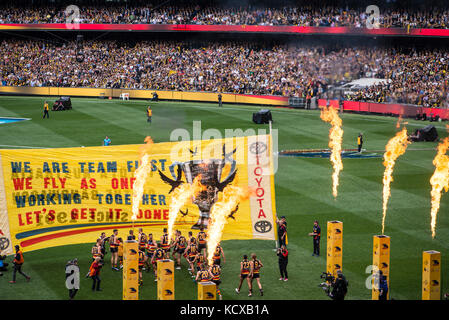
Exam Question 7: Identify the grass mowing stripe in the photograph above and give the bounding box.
[277,157,438,239]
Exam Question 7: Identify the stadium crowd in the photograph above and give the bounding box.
[1,39,448,108]
[1,3,449,29]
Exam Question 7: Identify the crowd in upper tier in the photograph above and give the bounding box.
[1,2,449,29]
[1,39,448,108]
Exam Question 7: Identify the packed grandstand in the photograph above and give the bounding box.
[1,0,449,306]
[1,0,449,29]
[0,0,448,109]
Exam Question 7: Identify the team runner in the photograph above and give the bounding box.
[151,242,166,281]
[235,254,252,296]
[186,240,198,277]
[109,229,120,271]
[250,253,264,296]
[209,263,223,300]
[212,242,226,266]
[197,227,207,258]
[173,230,187,270]
[145,233,157,273]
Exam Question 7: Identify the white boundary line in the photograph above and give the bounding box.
[0,117,31,120]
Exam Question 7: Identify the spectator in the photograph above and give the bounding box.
[1,39,448,108]
[103,136,111,146]
[1,2,449,29]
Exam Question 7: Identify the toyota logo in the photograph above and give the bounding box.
[0,237,9,251]
[250,142,267,155]
[254,220,272,233]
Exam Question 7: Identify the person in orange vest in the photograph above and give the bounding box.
[306,91,312,109]
[88,256,103,291]
[9,245,30,283]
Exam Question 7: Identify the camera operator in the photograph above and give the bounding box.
[0,250,8,275]
[65,258,80,300]
[378,270,388,300]
[329,270,348,301]
[9,245,31,283]
[277,245,288,281]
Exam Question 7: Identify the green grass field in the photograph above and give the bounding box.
[0,95,448,300]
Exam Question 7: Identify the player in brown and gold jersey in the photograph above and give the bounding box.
[235,255,252,297]
[249,253,264,296]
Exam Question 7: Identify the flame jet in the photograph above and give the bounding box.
[206,185,253,266]
[396,114,408,128]
[320,106,344,198]
[381,128,410,234]
[166,175,206,241]
[131,136,154,222]
[429,134,449,238]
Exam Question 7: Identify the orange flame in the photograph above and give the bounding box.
[381,128,410,234]
[142,136,154,153]
[320,106,344,198]
[206,185,254,266]
[429,137,449,238]
[131,137,154,221]
[167,175,206,241]
[396,115,403,129]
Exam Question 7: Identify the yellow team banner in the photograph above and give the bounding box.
[0,135,277,254]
